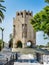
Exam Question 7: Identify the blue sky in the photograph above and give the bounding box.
[0,0,49,45]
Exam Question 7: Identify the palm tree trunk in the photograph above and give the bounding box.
[2,28,4,48]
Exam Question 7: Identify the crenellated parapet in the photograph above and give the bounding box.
[16,10,33,17]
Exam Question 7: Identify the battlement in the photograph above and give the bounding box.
[16,10,32,17]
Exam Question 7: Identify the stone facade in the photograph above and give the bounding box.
[13,10,36,48]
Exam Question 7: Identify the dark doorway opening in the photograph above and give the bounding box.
[17,41,22,48]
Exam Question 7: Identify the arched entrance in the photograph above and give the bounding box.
[16,41,22,48]
[27,40,33,48]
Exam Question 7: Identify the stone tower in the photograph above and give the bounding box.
[13,10,36,48]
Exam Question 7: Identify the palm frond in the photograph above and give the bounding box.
[0,0,4,2]
[0,8,6,12]
[0,0,6,23]
[0,10,4,19]
[0,18,2,22]
[0,4,6,9]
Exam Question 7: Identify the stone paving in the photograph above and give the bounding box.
[0,48,49,65]
[0,48,13,65]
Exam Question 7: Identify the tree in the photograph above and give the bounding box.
[46,42,49,47]
[9,34,13,48]
[0,0,6,22]
[45,0,49,3]
[0,39,2,51]
[0,27,4,49]
[0,39,4,51]
[9,38,13,48]
[31,6,49,36]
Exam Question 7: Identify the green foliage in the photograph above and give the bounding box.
[0,0,6,22]
[9,34,13,48]
[0,39,3,46]
[46,42,49,46]
[39,45,45,48]
[0,39,3,51]
[45,0,49,3]
[36,45,45,49]
[31,6,49,36]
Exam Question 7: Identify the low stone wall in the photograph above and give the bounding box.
[12,48,36,54]
[14,62,41,65]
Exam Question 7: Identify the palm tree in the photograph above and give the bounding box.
[1,28,4,42]
[0,0,6,22]
[0,27,4,48]
[0,39,3,51]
